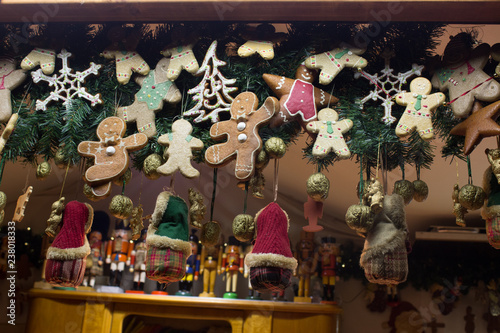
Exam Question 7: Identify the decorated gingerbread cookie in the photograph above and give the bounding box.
[305,108,353,158]
[491,43,500,77]
[205,92,279,181]
[161,44,199,81]
[157,118,204,178]
[263,63,338,127]
[395,77,446,141]
[116,57,182,138]
[237,23,286,60]
[0,58,26,123]
[77,117,148,198]
[431,34,500,118]
[101,50,150,85]
[305,47,368,85]
[21,48,56,74]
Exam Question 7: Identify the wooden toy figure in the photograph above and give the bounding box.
[294,230,316,302]
[221,236,244,299]
[83,231,103,288]
[129,229,147,292]
[177,230,201,296]
[105,222,133,287]
[312,236,341,303]
[199,237,223,297]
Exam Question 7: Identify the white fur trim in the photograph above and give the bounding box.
[245,252,297,270]
[146,224,192,257]
[362,222,406,258]
[47,237,90,260]
[151,191,171,228]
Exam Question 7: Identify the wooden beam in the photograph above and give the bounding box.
[0,1,499,23]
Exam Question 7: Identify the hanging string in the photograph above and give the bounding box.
[400,163,405,180]
[169,173,175,192]
[209,168,218,221]
[59,162,70,199]
[273,159,279,202]
[376,139,381,180]
[327,84,336,108]
[456,159,460,185]
[466,156,473,185]
[121,176,126,195]
[416,164,421,181]
[243,181,249,214]
[359,154,364,205]
[138,172,144,204]
[497,135,500,149]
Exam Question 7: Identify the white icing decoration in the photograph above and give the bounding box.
[237,122,246,131]
[106,146,116,156]
[238,133,247,142]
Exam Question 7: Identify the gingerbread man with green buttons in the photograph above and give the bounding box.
[395,77,445,141]
[306,108,353,158]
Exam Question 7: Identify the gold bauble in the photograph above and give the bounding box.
[232,214,255,242]
[200,220,221,247]
[345,204,373,234]
[109,195,134,219]
[113,168,132,186]
[306,172,330,202]
[144,154,163,180]
[83,184,99,202]
[255,149,270,169]
[36,161,52,180]
[54,148,70,169]
[393,180,414,204]
[413,180,429,202]
[264,137,287,159]
[0,191,6,210]
[459,184,486,210]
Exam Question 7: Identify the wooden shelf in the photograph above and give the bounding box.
[0,1,500,23]
[415,231,488,242]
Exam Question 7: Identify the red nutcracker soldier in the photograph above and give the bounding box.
[83,231,103,288]
[128,229,147,292]
[106,222,133,287]
[221,236,244,299]
[177,230,201,296]
[312,236,341,304]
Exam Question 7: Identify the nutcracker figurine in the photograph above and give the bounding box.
[221,236,244,299]
[312,236,341,303]
[294,231,316,302]
[177,230,201,296]
[199,235,223,297]
[83,231,104,288]
[129,229,147,292]
[106,221,133,287]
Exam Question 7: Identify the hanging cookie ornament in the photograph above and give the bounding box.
[188,188,206,229]
[109,194,134,219]
[306,172,330,202]
[36,161,52,180]
[0,58,26,123]
[143,153,163,180]
[264,137,287,159]
[160,25,200,81]
[184,40,238,123]
[431,33,500,118]
[21,48,56,74]
[237,23,286,60]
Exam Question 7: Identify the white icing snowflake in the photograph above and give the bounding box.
[354,55,423,125]
[31,49,102,111]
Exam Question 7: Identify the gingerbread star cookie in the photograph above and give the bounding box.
[450,100,500,156]
[205,92,279,181]
[431,35,500,118]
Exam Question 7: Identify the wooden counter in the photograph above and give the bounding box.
[27,288,342,333]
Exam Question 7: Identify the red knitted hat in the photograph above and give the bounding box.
[47,201,94,260]
[245,202,297,270]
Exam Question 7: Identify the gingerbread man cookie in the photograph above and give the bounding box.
[21,48,56,74]
[77,117,148,198]
[161,44,199,81]
[306,108,353,158]
[305,47,368,85]
[431,34,500,118]
[157,118,204,178]
[395,77,446,141]
[0,58,26,123]
[205,92,279,181]
[101,50,150,85]
[237,23,286,60]
[116,57,182,138]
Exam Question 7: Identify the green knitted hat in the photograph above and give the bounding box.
[146,191,191,257]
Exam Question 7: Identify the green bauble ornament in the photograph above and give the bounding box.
[0,191,6,210]
[83,184,99,202]
[307,172,330,202]
[265,137,287,159]
[109,195,133,219]
[54,148,70,169]
[459,184,486,210]
[413,180,429,202]
[393,180,414,204]
[113,168,132,186]
[255,149,270,169]
[36,161,52,180]
[200,220,221,247]
[345,204,373,234]
[232,214,255,242]
[143,153,163,180]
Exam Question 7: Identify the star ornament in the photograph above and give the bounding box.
[450,100,500,156]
